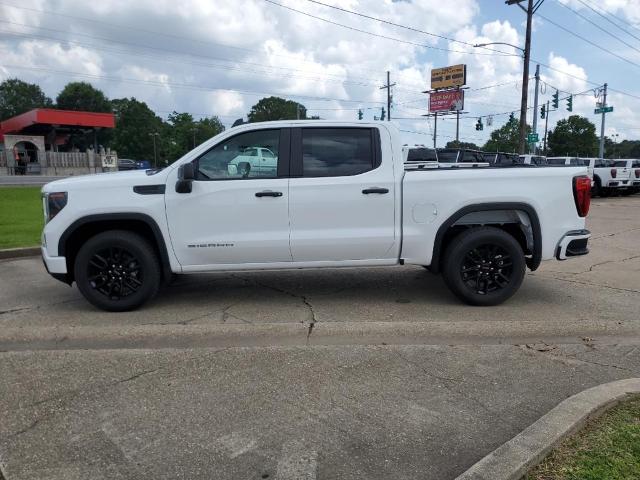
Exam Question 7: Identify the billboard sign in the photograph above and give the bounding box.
[429,90,464,112]
[431,64,467,90]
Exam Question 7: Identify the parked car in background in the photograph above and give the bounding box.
[624,159,640,193]
[403,145,438,164]
[226,146,277,177]
[547,157,593,186]
[437,148,485,163]
[519,155,548,165]
[118,159,152,171]
[41,120,591,311]
[482,152,521,166]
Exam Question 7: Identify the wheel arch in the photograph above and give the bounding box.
[58,213,173,283]
[430,202,542,274]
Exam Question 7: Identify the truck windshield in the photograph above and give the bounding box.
[407,148,437,162]
[437,151,459,163]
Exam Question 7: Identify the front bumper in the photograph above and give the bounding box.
[42,246,71,284]
[556,229,591,260]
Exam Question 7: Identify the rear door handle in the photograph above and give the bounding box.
[255,190,283,197]
[362,187,389,194]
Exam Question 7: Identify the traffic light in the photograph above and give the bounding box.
[540,104,546,119]
[475,118,483,131]
[552,90,559,109]
[380,107,386,121]
[509,112,515,122]
[566,95,573,112]
[358,109,363,120]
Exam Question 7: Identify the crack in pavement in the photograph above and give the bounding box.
[592,226,640,240]
[9,417,44,437]
[529,272,640,294]
[117,368,161,384]
[231,274,318,325]
[519,344,636,375]
[561,254,640,276]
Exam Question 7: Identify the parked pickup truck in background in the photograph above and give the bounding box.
[620,159,640,193]
[589,159,631,196]
[41,121,592,311]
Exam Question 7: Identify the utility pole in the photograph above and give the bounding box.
[149,132,159,168]
[507,0,544,154]
[455,110,460,143]
[543,100,549,155]
[599,83,608,158]
[531,64,540,153]
[190,127,197,148]
[380,71,396,121]
[433,112,438,149]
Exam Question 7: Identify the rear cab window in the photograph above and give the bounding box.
[300,128,377,177]
[612,161,627,167]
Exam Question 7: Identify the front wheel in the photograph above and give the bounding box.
[74,230,161,311]
[442,227,526,306]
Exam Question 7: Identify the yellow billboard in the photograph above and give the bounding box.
[431,64,467,90]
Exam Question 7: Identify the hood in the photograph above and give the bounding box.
[41,169,168,193]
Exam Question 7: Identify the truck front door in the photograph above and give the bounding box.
[165,128,292,268]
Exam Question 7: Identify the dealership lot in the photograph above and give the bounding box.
[1,195,640,479]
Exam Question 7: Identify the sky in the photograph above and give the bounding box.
[1,0,639,149]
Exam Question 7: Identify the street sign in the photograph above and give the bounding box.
[527,133,539,143]
[431,64,466,90]
[101,153,118,169]
[429,90,464,112]
[594,106,613,114]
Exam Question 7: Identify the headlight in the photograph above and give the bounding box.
[45,192,68,222]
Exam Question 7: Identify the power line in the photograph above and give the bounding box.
[579,0,640,36]
[1,64,386,105]
[262,0,517,57]
[302,0,516,57]
[553,0,640,54]
[0,1,424,85]
[536,12,640,70]
[573,0,640,44]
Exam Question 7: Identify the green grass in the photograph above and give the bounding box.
[526,397,640,480]
[0,187,44,249]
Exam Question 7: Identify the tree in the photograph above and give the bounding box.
[56,82,111,112]
[446,140,481,150]
[547,115,598,157]
[0,78,52,120]
[164,112,225,161]
[110,97,166,162]
[195,116,225,144]
[482,116,529,153]
[248,96,306,122]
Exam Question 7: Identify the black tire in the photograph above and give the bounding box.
[442,226,526,306]
[621,189,634,196]
[592,178,601,197]
[600,187,611,198]
[74,230,161,311]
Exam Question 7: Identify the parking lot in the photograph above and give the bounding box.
[1,195,640,479]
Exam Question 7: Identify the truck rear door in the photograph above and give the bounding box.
[288,126,397,262]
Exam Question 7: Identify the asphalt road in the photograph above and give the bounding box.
[1,195,639,479]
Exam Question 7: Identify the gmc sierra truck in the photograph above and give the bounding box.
[41,121,592,311]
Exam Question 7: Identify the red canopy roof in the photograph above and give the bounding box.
[0,108,115,142]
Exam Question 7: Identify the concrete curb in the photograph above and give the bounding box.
[0,247,40,259]
[455,378,640,480]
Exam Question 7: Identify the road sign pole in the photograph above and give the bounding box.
[543,100,549,155]
[456,109,460,143]
[599,83,607,159]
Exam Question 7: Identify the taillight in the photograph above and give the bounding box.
[611,168,617,178]
[573,176,591,218]
[635,169,640,178]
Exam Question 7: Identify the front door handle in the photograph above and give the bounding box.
[362,187,389,194]
[255,190,283,197]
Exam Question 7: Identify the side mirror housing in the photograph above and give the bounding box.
[176,163,195,193]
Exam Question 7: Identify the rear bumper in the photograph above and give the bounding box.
[556,229,591,260]
[42,247,71,284]
[606,180,629,188]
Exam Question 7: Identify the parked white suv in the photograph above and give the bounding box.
[41,121,591,311]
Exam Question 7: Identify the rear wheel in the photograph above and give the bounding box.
[442,226,526,306]
[74,230,161,311]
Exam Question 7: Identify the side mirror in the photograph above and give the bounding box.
[176,163,195,193]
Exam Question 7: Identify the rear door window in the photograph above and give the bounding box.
[301,128,375,177]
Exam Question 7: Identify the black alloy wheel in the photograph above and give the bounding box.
[460,244,513,295]
[87,247,143,300]
[74,230,160,311]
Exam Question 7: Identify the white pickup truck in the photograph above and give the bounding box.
[41,121,592,311]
